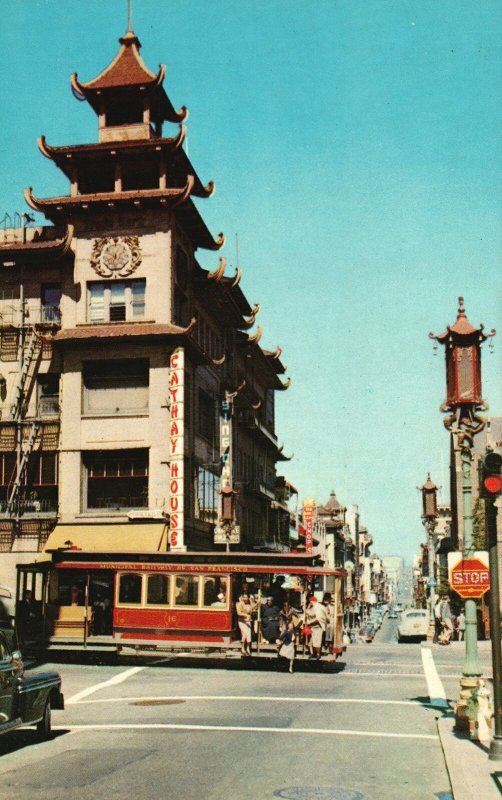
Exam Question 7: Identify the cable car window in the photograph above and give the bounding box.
[202,576,228,608]
[147,574,169,605]
[174,575,199,606]
[118,573,142,604]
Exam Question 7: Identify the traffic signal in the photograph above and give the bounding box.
[481,451,502,498]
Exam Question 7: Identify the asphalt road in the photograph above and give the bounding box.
[0,615,492,800]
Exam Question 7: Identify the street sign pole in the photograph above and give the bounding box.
[486,495,502,760]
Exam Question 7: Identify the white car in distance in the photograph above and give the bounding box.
[397,608,429,642]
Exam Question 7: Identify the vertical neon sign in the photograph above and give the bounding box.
[168,348,185,551]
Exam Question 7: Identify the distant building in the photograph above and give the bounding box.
[382,555,404,604]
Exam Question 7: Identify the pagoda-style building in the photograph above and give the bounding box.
[0,26,292,587]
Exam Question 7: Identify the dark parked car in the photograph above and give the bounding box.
[359,623,376,642]
[0,630,64,741]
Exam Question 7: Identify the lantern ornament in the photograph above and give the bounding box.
[420,474,438,521]
[429,297,496,448]
[220,485,238,522]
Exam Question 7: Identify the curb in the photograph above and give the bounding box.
[437,717,502,799]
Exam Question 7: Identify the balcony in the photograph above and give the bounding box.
[249,478,276,500]
[87,495,148,512]
[0,302,61,329]
[0,495,58,519]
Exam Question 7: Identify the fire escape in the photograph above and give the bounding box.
[0,284,59,549]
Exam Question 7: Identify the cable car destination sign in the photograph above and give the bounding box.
[447,551,490,599]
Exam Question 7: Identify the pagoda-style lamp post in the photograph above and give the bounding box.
[429,296,495,732]
[419,474,438,638]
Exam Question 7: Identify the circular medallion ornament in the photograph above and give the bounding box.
[90,235,142,278]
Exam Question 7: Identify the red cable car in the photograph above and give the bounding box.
[16,551,346,663]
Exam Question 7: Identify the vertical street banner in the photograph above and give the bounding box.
[168,348,186,551]
[220,394,233,489]
[302,498,316,554]
[214,392,240,544]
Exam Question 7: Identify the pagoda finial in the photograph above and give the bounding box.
[128,0,133,31]
[458,296,466,317]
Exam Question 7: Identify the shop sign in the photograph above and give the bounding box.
[215,392,240,544]
[168,348,186,551]
[302,498,316,554]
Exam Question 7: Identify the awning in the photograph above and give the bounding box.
[41,522,168,559]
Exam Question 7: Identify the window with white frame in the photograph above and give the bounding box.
[88,279,145,323]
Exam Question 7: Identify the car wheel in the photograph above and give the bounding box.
[37,699,52,740]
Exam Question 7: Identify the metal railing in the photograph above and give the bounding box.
[0,303,61,327]
[0,496,58,516]
[89,496,148,510]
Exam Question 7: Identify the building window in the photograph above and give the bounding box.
[0,452,58,513]
[83,359,149,415]
[41,284,61,324]
[37,374,60,418]
[88,279,145,323]
[194,466,218,523]
[84,448,148,510]
[198,391,215,442]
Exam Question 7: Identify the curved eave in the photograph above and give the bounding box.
[174,200,224,251]
[24,179,196,218]
[49,319,210,364]
[37,126,187,161]
[429,324,494,344]
[429,297,495,344]
[193,269,253,328]
[71,71,188,125]
[238,332,290,389]
[0,225,74,261]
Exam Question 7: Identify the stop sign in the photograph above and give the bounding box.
[450,558,490,598]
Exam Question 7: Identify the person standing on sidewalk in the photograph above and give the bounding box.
[456,608,466,641]
[439,596,453,645]
[433,597,442,644]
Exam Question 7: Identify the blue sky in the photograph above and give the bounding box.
[0,1,500,562]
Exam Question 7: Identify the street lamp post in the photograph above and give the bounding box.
[419,474,439,639]
[429,296,495,733]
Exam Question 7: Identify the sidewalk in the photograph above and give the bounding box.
[437,716,502,799]
[428,640,500,798]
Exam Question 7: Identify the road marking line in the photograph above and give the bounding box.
[421,648,449,707]
[53,723,437,740]
[66,666,145,704]
[72,694,425,707]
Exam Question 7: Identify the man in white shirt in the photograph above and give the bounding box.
[305,595,328,660]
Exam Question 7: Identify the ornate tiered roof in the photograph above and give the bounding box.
[429,296,495,343]
[26,27,223,253]
[70,28,187,124]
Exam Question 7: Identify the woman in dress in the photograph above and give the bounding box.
[277,620,296,673]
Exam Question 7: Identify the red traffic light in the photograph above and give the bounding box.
[484,475,502,494]
[481,452,502,497]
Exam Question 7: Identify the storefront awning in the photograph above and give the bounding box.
[41,522,168,559]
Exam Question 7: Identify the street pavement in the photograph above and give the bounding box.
[0,616,499,800]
